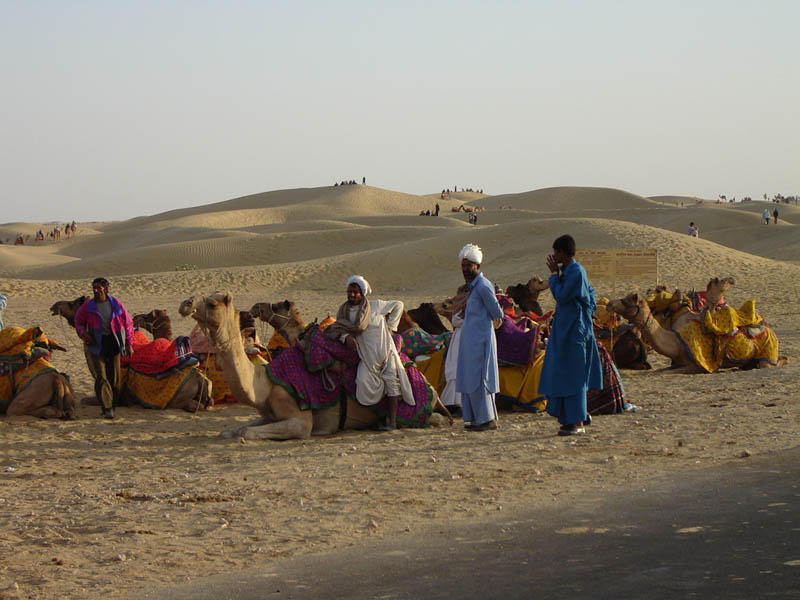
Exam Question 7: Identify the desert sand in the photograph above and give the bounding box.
[0,185,798,599]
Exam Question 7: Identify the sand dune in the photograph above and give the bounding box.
[0,184,799,599]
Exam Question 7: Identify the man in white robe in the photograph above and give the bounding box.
[325,275,415,431]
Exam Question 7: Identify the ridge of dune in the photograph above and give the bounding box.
[104,185,461,232]
[476,186,664,212]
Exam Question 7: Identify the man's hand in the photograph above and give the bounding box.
[79,332,93,346]
[345,335,358,352]
[546,255,559,274]
[124,343,133,358]
[492,318,503,329]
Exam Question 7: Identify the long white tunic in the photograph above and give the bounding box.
[343,299,415,407]
[440,311,464,407]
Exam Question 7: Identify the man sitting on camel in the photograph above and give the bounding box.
[325,275,415,431]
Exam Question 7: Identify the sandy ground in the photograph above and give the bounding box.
[0,186,798,599]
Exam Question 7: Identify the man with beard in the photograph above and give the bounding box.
[456,244,504,431]
[325,275,415,431]
[74,277,135,419]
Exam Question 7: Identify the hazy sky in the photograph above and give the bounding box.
[2,0,798,222]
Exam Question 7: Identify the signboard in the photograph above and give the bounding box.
[575,249,658,293]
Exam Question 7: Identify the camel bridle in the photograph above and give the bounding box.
[261,304,291,332]
[139,314,169,336]
[625,302,657,335]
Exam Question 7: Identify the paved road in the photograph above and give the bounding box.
[137,447,800,600]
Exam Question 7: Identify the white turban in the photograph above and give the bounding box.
[346,275,372,296]
[458,243,483,265]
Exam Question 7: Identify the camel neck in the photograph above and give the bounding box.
[211,316,257,406]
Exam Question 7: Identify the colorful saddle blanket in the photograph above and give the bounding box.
[587,342,626,415]
[495,316,540,367]
[123,331,195,376]
[400,325,452,360]
[122,366,205,410]
[677,300,779,372]
[267,325,437,428]
[0,357,57,412]
[0,326,61,363]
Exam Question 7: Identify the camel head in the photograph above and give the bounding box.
[133,309,167,330]
[250,300,305,343]
[433,299,453,318]
[178,292,236,334]
[527,276,549,295]
[705,277,735,311]
[50,296,89,327]
[606,292,651,326]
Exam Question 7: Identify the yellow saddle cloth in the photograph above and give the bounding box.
[0,358,57,410]
[122,366,206,410]
[677,301,779,372]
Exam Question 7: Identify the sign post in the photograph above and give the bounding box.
[575,249,659,297]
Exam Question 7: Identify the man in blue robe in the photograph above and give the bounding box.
[538,234,602,435]
[456,243,504,431]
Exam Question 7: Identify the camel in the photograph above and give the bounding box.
[52,299,211,411]
[179,292,394,440]
[407,303,450,335]
[3,365,76,419]
[594,298,650,370]
[50,296,96,378]
[0,327,76,419]
[506,276,549,316]
[132,309,172,340]
[607,277,785,373]
[250,300,453,421]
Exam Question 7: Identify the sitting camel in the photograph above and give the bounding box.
[250,299,453,423]
[53,299,210,411]
[0,327,75,419]
[179,293,396,439]
[177,294,445,440]
[407,303,450,335]
[50,296,96,378]
[594,298,650,370]
[607,277,786,373]
[132,309,172,340]
[506,276,549,316]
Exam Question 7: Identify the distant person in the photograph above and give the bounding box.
[434,203,440,216]
[687,222,699,237]
[762,208,771,224]
[74,278,135,419]
[773,208,779,224]
[538,234,602,436]
[362,176,366,185]
[0,293,7,330]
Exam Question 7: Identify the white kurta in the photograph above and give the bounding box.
[344,299,415,407]
[440,311,464,407]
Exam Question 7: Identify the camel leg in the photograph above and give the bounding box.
[7,378,61,419]
[220,416,267,439]
[242,414,313,440]
[433,395,454,425]
[173,372,212,412]
[7,374,74,419]
[312,405,340,436]
[342,397,380,430]
[241,387,313,440]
